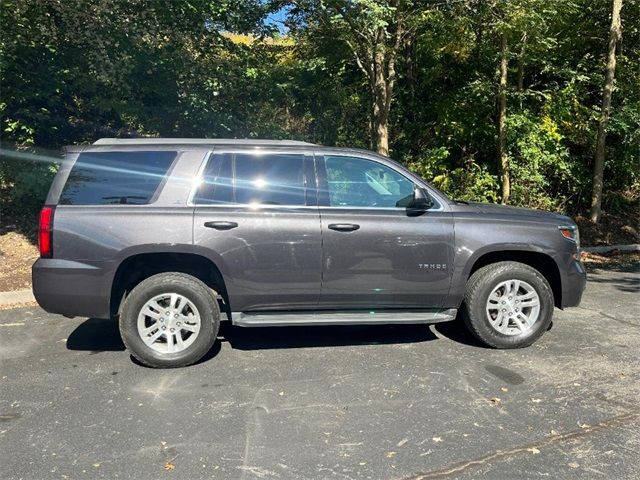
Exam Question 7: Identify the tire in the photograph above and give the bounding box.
[119,272,220,368]
[461,261,554,349]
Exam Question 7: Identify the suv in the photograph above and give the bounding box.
[33,138,586,368]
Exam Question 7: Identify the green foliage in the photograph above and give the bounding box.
[0,155,58,219]
[407,148,499,203]
[506,112,576,211]
[1,0,638,217]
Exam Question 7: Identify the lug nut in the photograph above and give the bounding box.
[174,314,179,318]
[170,328,175,332]
[160,317,164,322]
[176,322,181,326]
[161,326,166,330]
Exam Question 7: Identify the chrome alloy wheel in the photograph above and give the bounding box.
[485,280,541,336]
[137,293,201,354]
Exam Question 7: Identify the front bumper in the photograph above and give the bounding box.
[560,257,587,308]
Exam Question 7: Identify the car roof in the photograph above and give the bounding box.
[92,138,316,147]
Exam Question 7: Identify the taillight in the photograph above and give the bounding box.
[39,206,55,258]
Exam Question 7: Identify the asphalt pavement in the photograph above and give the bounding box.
[1,265,639,479]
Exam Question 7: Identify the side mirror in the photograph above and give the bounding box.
[409,188,433,211]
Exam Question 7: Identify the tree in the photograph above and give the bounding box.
[290,0,421,156]
[590,0,624,223]
[497,32,510,203]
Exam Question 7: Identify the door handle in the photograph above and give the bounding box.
[328,223,360,232]
[204,221,238,230]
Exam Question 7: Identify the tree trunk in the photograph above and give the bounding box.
[590,0,623,223]
[497,33,510,204]
[371,28,391,157]
[517,31,527,109]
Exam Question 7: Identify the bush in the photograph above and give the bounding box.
[1,156,58,222]
[506,113,577,211]
[407,147,499,203]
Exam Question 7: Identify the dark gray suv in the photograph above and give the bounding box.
[32,138,586,367]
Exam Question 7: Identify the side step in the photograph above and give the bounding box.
[231,309,457,327]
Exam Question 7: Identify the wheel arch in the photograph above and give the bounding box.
[466,248,562,308]
[110,251,231,319]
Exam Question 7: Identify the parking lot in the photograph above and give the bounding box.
[1,264,638,479]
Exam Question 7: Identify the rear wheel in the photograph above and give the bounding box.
[461,261,554,348]
[119,272,220,368]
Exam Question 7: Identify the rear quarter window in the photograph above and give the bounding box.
[59,151,176,205]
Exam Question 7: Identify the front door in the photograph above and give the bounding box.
[193,150,321,312]
[317,154,453,309]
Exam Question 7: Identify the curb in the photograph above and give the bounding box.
[582,244,640,254]
[0,289,35,306]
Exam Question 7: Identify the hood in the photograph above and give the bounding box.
[453,201,574,225]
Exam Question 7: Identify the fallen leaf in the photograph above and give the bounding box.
[527,447,540,454]
[386,451,396,458]
[531,398,541,403]
[500,387,508,392]
[164,462,175,471]
[432,437,442,443]
[568,462,579,469]
[490,397,501,405]
[579,423,590,429]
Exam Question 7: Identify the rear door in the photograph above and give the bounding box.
[192,148,321,312]
[317,153,454,309]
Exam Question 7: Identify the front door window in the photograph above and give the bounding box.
[324,156,415,208]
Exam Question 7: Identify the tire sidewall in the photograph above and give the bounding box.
[468,266,554,348]
[120,277,219,368]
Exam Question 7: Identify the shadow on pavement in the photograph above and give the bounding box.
[66,318,125,352]
[586,269,640,294]
[66,318,440,358]
[431,319,486,348]
[218,322,438,351]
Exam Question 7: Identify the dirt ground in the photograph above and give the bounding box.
[575,212,639,246]
[0,231,38,292]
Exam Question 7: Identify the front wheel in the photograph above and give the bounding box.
[461,261,554,348]
[119,272,220,368]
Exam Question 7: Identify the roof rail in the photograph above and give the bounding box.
[93,138,316,146]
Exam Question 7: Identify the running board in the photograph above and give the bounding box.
[231,309,457,327]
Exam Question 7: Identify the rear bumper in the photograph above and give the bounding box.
[560,257,587,308]
[32,258,113,319]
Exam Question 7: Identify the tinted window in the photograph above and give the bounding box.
[59,151,176,205]
[193,154,233,205]
[324,156,414,208]
[195,153,307,206]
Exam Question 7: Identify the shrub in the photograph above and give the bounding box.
[407,147,499,203]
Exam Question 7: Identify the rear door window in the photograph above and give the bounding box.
[195,152,307,206]
[59,151,176,205]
